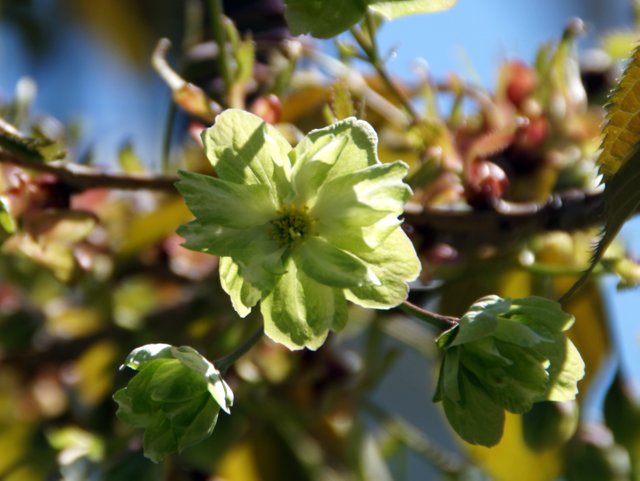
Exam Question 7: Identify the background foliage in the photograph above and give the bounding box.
[1,0,640,480]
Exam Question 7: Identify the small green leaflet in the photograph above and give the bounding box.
[561,44,640,302]
[368,0,457,19]
[283,0,456,38]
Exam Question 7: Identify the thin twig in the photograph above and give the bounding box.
[399,300,459,331]
[209,0,232,100]
[0,151,178,193]
[215,327,263,372]
[364,400,466,476]
[161,102,177,174]
[350,16,420,123]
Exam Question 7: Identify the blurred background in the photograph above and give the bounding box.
[1,1,640,480]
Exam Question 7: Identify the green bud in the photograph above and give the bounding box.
[565,425,632,481]
[604,371,640,453]
[522,400,579,451]
[434,295,585,446]
[114,344,233,462]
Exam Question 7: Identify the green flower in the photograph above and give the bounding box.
[113,344,233,462]
[177,109,420,350]
[434,295,585,447]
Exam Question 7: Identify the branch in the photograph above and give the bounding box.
[215,327,263,372]
[399,300,459,331]
[364,400,466,476]
[0,151,178,193]
[350,20,421,123]
[405,190,605,249]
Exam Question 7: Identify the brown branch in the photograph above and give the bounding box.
[406,190,606,249]
[0,151,179,193]
[0,150,611,250]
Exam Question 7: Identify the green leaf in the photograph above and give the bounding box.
[442,374,505,447]
[176,170,278,229]
[0,197,16,234]
[114,344,233,462]
[201,109,293,203]
[343,227,420,308]
[442,346,461,402]
[368,0,457,19]
[283,0,367,38]
[261,258,347,350]
[448,296,505,347]
[218,256,261,318]
[541,336,585,402]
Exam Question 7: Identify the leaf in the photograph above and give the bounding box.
[562,46,640,302]
[559,45,640,301]
[0,118,64,161]
[283,0,367,38]
[331,82,356,120]
[597,44,640,180]
[540,337,585,403]
[2,209,96,281]
[368,0,457,19]
[0,196,16,234]
[442,373,505,446]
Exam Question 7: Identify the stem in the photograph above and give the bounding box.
[399,300,459,331]
[364,400,465,476]
[161,102,177,174]
[0,151,178,193]
[209,0,232,101]
[350,17,420,123]
[215,327,263,372]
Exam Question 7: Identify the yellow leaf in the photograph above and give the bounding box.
[599,43,640,180]
[118,198,192,256]
[71,341,119,406]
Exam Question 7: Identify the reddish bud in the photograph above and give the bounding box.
[465,160,509,209]
[250,95,282,124]
[504,60,538,108]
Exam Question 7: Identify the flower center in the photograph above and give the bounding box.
[270,205,315,247]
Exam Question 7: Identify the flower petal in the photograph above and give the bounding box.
[312,161,411,250]
[177,170,278,229]
[202,109,293,202]
[177,221,284,292]
[290,117,379,204]
[344,227,420,309]
[261,259,347,350]
[295,236,379,288]
[219,256,261,317]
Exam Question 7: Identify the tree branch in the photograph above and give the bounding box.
[0,151,178,193]
[405,190,605,249]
